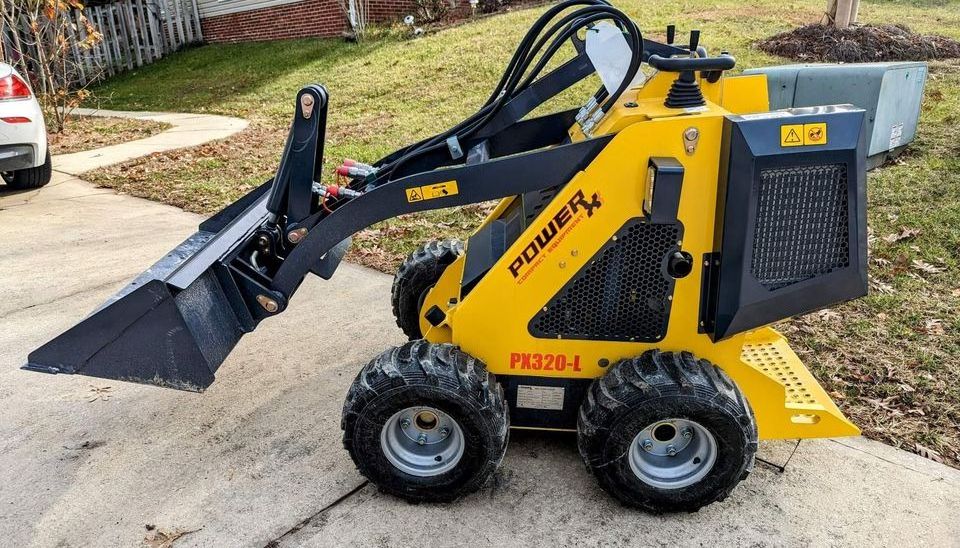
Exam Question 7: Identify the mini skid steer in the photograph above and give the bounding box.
[27,1,869,512]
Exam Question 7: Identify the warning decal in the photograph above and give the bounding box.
[780,123,828,148]
[405,180,458,203]
[805,123,827,145]
[780,124,803,147]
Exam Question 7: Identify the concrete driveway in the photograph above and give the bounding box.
[2,172,959,547]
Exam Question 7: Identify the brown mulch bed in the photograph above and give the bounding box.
[758,23,960,63]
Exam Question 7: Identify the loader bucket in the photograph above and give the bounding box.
[23,183,273,392]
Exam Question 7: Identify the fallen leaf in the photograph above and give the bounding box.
[882,227,921,244]
[870,278,895,294]
[815,309,841,322]
[923,319,946,335]
[911,259,945,275]
[144,526,202,548]
[915,444,945,464]
[88,385,112,402]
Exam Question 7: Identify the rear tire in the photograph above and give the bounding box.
[577,350,757,513]
[391,239,463,339]
[341,341,508,502]
[6,151,52,189]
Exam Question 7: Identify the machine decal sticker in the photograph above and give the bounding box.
[405,180,459,203]
[780,124,803,146]
[508,188,603,283]
[510,352,583,372]
[805,123,827,145]
[889,122,904,149]
[780,123,828,147]
[516,385,565,410]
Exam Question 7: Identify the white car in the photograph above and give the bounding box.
[0,62,50,189]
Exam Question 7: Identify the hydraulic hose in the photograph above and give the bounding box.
[374,1,641,182]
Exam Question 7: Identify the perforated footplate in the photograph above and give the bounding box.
[737,329,860,438]
[529,218,681,342]
[740,329,847,416]
[741,339,818,405]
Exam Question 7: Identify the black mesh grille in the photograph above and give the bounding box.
[530,219,680,341]
[751,164,850,290]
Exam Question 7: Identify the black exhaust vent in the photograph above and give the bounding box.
[529,219,680,342]
[751,164,850,290]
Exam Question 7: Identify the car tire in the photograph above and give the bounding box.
[6,150,52,189]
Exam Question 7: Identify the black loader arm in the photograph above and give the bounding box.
[24,82,613,391]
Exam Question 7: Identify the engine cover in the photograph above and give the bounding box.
[706,105,868,340]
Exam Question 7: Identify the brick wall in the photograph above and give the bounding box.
[201,0,413,43]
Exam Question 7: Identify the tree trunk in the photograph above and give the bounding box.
[821,0,837,25]
[848,0,861,26]
[825,0,859,28]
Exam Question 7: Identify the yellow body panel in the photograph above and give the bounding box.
[421,70,858,440]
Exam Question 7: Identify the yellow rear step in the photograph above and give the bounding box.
[739,328,859,439]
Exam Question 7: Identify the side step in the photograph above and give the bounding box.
[740,328,860,439]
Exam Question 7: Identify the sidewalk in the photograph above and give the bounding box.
[52,107,248,175]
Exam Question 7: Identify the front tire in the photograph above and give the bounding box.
[5,151,52,189]
[391,239,463,339]
[577,350,757,513]
[341,341,508,502]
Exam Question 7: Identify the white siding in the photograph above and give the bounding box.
[196,0,302,19]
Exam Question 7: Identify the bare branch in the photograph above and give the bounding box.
[1,0,103,132]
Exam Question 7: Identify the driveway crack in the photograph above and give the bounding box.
[0,274,133,320]
[263,481,369,547]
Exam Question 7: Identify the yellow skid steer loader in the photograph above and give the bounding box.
[27,1,867,512]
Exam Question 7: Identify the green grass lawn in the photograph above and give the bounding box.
[85,0,960,466]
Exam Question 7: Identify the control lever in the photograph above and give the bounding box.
[666,24,675,45]
[689,30,701,55]
[646,53,736,73]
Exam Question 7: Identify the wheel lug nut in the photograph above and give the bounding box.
[400,418,411,429]
[439,427,450,438]
[666,445,677,456]
[641,439,653,451]
[417,433,428,446]
[682,428,692,439]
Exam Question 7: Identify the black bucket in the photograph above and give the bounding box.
[24,183,273,392]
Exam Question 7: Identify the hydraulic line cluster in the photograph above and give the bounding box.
[363,0,643,186]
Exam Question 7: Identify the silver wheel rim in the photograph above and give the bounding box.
[628,418,718,489]
[380,406,465,477]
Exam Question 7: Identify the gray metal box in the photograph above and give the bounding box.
[744,62,927,168]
